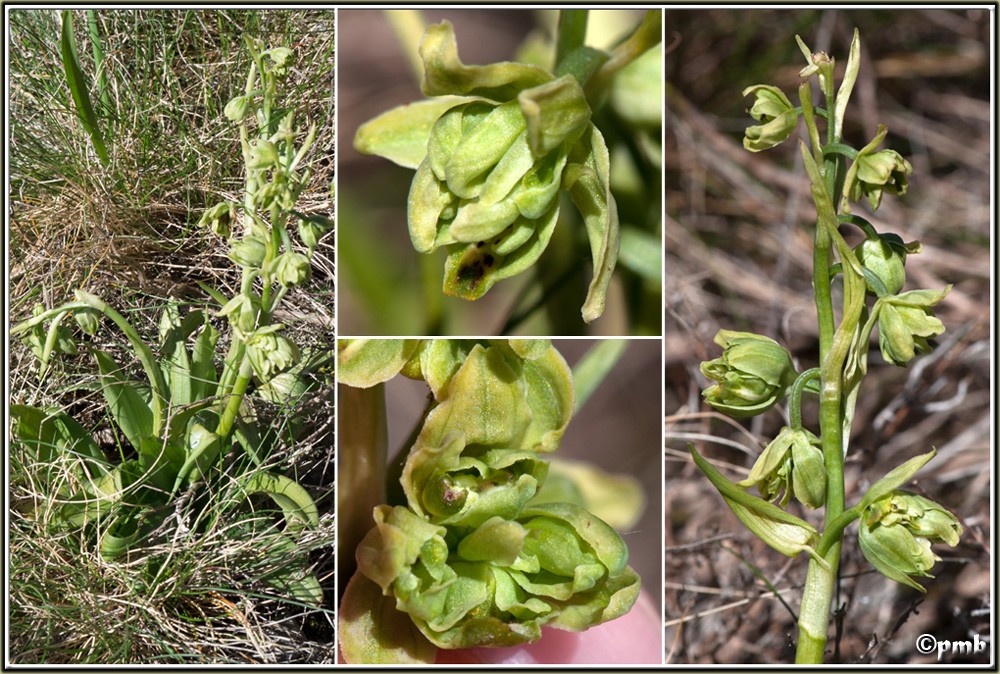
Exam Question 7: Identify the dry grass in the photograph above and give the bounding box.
[665,8,991,664]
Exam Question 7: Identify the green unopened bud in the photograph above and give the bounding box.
[742,85,799,152]
[269,251,312,288]
[224,95,250,123]
[247,333,300,380]
[244,139,279,170]
[855,233,917,296]
[73,310,100,336]
[701,330,798,418]
[876,286,950,366]
[739,426,826,509]
[228,235,267,269]
[850,148,912,211]
[859,490,962,591]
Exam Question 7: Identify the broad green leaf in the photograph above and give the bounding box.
[619,225,662,282]
[60,10,109,166]
[189,320,220,402]
[355,96,472,169]
[94,349,153,453]
[10,404,106,470]
[243,471,319,529]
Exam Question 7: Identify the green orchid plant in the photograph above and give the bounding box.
[353,11,661,324]
[337,339,643,664]
[690,30,961,664]
[11,39,330,605]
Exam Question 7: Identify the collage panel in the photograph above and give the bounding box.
[665,7,992,666]
[336,9,663,337]
[336,338,663,665]
[8,9,338,663]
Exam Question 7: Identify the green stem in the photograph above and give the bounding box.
[555,9,589,69]
[788,368,821,430]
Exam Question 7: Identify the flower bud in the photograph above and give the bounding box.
[224,95,250,123]
[850,148,912,211]
[228,235,267,269]
[876,286,949,366]
[74,310,100,336]
[859,490,962,591]
[738,426,826,509]
[855,233,912,295]
[269,251,312,288]
[700,330,797,418]
[742,85,799,152]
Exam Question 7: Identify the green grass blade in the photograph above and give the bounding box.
[85,10,110,118]
[60,10,110,166]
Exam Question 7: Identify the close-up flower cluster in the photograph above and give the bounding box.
[336,339,643,663]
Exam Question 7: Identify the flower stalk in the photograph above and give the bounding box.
[692,29,960,665]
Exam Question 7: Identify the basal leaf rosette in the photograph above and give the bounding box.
[355,502,639,650]
[354,20,620,322]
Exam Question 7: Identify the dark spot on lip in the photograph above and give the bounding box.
[475,241,485,248]
[456,259,486,289]
[483,254,495,267]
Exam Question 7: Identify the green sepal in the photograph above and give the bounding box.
[564,124,620,323]
[355,97,474,170]
[419,20,552,101]
[338,572,437,665]
[337,339,422,388]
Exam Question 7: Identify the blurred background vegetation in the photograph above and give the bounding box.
[337,9,662,336]
[665,8,991,664]
[7,10,337,663]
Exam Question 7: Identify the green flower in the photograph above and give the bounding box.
[356,502,639,649]
[850,148,912,211]
[738,426,826,509]
[244,139,279,170]
[742,85,799,152]
[354,21,619,323]
[246,332,299,380]
[269,251,312,288]
[701,330,798,418]
[859,490,962,591]
[227,235,267,269]
[875,287,949,366]
[198,201,235,238]
[224,95,249,123]
[266,46,295,77]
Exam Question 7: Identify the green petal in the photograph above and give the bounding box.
[355,97,472,169]
[518,75,591,157]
